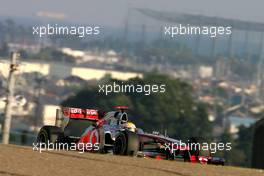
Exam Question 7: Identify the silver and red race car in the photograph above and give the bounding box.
[37,106,225,165]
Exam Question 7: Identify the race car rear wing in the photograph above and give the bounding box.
[62,107,99,120]
[55,107,99,126]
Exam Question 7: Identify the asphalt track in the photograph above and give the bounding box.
[0,144,263,176]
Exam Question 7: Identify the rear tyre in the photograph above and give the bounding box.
[37,126,63,144]
[113,130,139,156]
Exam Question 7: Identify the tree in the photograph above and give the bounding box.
[236,125,254,167]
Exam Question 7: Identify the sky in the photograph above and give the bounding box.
[0,0,263,27]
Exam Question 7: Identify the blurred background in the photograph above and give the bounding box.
[0,0,264,169]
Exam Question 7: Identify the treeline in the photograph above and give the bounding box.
[62,74,212,140]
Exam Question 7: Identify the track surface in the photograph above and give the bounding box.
[0,144,263,176]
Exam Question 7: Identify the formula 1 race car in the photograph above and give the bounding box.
[37,106,140,153]
[37,106,225,165]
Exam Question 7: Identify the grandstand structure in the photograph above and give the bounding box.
[135,8,264,101]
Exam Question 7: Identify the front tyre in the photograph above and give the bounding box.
[113,130,139,156]
[113,132,127,155]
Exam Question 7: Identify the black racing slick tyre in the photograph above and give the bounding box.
[37,126,63,144]
[113,132,127,155]
[113,130,139,156]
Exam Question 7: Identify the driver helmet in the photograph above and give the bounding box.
[123,122,136,132]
